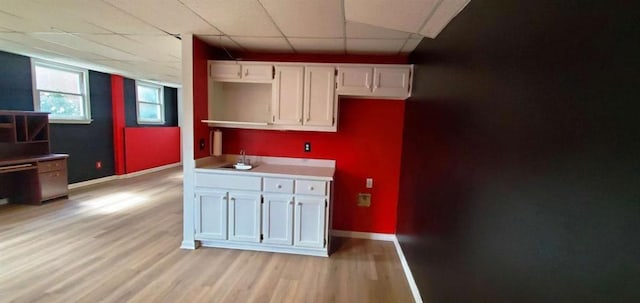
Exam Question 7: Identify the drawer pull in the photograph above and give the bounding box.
[308,186,314,191]
[277,184,282,189]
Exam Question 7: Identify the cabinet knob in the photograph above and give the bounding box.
[245,69,249,76]
[237,71,241,77]
[230,197,236,202]
[289,201,294,205]
[297,202,302,206]
[277,184,282,189]
[308,186,314,191]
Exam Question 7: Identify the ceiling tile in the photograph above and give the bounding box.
[103,0,219,35]
[344,0,440,33]
[260,0,344,38]
[197,35,243,52]
[0,32,110,61]
[346,38,405,55]
[231,37,293,53]
[0,9,49,32]
[181,0,281,36]
[346,22,410,39]
[30,0,165,35]
[1,0,112,34]
[419,0,470,38]
[288,38,344,53]
[30,33,144,61]
[400,38,423,53]
[76,34,180,62]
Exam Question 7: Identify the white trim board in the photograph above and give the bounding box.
[331,230,423,303]
[68,162,182,190]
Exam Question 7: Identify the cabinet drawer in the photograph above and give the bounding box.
[38,159,66,173]
[40,170,68,200]
[263,178,294,193]
[195,172,261,191]
[295,180,326,196]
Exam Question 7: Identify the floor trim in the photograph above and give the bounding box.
[68,163,182,190]
[331,230,423,303]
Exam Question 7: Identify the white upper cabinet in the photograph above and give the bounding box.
[272,65,304,125]
[372,67,412,97]
[210,61,273,82]
[336,66,373,95]
[304,66,336,127]
[337,65,412,98]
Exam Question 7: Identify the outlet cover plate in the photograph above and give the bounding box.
[358,193,371,207]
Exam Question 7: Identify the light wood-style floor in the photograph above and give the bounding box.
[0,167,413,303]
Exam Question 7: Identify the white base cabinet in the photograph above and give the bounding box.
[194,170,332,257]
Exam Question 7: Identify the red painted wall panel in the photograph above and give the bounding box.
[221,98,405,233]
[111,75,126,175]
[124,127,181,173]
[193,37,212,159]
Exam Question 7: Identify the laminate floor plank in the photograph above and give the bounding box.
[0,167,414,303]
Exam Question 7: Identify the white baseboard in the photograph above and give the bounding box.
[331,229,423,303]
[330,229,396,241]
[393,237,423,303]
[68,162,182,190]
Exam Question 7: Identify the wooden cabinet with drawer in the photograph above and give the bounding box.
[38,158,68,201]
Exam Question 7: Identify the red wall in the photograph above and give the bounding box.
[124,127,181,173]
[111,75,126,175]
[222,98,405,233]
[193,47,408,233]
[193,37,213,159]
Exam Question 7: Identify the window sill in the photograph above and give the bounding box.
[50,119,93,124]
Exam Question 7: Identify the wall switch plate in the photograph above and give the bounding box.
[358,193,371,207]
[304,142,311,152]
[366,178,373,188]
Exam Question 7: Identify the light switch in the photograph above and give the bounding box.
[366,178,373,188]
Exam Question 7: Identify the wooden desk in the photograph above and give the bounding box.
[0,154,69,205]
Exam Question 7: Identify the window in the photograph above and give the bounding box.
[136,81,164,124]
[32,59,90,123]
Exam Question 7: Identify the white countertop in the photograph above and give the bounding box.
[195,155,335,181]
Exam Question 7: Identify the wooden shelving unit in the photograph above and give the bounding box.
[0,110,68,205]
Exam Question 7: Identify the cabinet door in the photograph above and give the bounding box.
[303,66,336,127]
[336,67,373,95]
[272,66,304,125]
[195,190,228,240]
[294,196,326,248]
[262,194,294,245]
[210,62,241,80]
[242,64,273,81]
[228,192,262,243]
[372,67,411,97]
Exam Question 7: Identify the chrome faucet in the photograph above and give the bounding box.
[239,149,246,164]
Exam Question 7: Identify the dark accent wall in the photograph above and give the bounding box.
[49,71,114,184]
[124,78,178,127]
[0,51,115,183]
[398,1,640,303]
[0,51,33,110]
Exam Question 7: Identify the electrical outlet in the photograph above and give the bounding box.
[366,178,373,188]
[304,142,311,152]
[96,161,102,169]
[357,193,371,207]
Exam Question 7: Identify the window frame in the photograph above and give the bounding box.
[31,59,91,124]
[135,80,165,125]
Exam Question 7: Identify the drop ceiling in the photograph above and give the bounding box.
[0,0,470,86]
